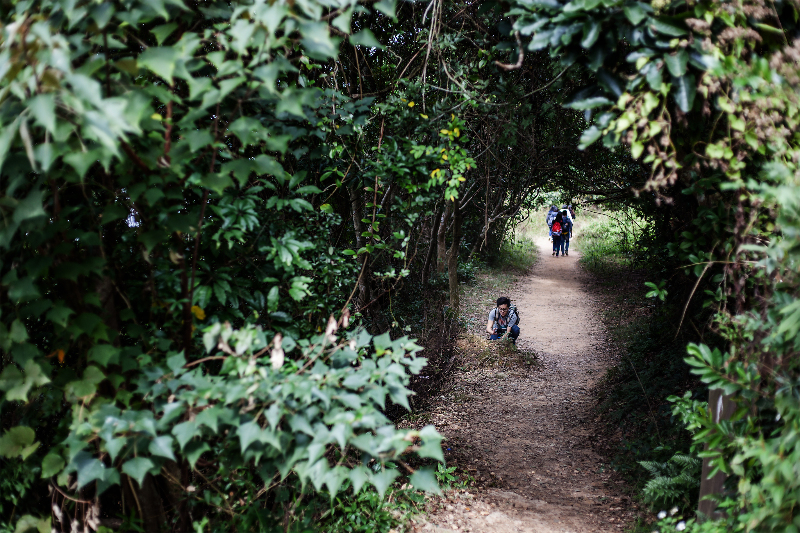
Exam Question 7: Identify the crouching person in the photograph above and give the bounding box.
[486,297,520,343]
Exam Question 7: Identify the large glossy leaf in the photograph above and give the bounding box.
[672,74,696,112]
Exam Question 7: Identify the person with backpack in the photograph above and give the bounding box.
[486,296,520,342]
[551,212,563,257]
[560,209,573,256]
[546,205,559,240]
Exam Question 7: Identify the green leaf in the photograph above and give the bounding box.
[166,352,186,375]
[332,8,353,33]
[566,96,612,110]
[104,438,127,463]
[13,189,46,225]
[374,0,397,19]
[631,141,644,159]
[350,30,384,49]
[151,23,178,45]
[88,345,119,367]
[417,425,444,462]
[623,3,647,25]
[184,441,210,469]
[579,126,602,149]
[122,457,156,487]
[12,515,50,533]
[41,453,65,478]
[672,74,696,112]
[410,467,441,494]
[581,20,601,49]
[75,453,107,488]
[664,50,688,77]
[0,426,38,458]
[138,47,180,83]
[64,150,100,180]
[349,465,370,493]
[300,22,339,60]
[28,94,56,134]
[10,319,28,343]
[8,277,41,304]
[2,359,50,403]
[237,421,262,452]
[184,130,214,152]
[149,436,176,461]
[172,421,198,450]
[650,17,688,36]
[370,468,399,498]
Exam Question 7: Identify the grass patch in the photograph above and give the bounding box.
[574,207,644,275]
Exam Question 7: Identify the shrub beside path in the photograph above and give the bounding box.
[410,235,640,532]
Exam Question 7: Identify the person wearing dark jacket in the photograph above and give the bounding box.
[560,210,573,256]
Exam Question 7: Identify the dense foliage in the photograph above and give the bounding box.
[507,0,800,528]
[5,0,800,529]
[0,0,464,530]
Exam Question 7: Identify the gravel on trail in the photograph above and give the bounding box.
[408,234,640,533]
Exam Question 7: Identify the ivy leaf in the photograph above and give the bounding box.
[350,30,384,49]
[374,0,397,19]
[172,421,198,450]
[28,94,56,134]
[237,421,262,452]
[349,466,370,493]
[417,425,444,462]
[122,457,157,487]
[370,468,399,498]
[88,345,119,367]
[75,453,107,489]
[13,189,46,224]
[149,436,176,461]
[410,467,441,494]
[138,47,180,83]
[151,23,178,46]
[185,441,210,469]
[300,22,339,60]
[104,437,127,463]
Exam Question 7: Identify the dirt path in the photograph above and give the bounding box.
[410,234,639,533]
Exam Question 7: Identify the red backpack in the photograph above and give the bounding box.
[552,221,562,235]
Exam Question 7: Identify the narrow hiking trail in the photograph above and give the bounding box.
[410,233,640,533]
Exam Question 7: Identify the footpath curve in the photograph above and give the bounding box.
[412,234,638,533]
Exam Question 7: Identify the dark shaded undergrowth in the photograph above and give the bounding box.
[576,209,708,526]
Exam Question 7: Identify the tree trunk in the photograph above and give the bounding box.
[697,390,736,519]
[422,205,441,285]
[436,201,453,273]
[447,197,462,309]
[349,186,370,307]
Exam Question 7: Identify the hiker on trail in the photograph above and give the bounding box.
[560,209,573,257]
[486,297,520,342]
[561,204,574,223]
[567,204,576,220]
[546,206,559,240]
[551,212,563,257]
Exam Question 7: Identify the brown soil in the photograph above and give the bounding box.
[408,234,640,533]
